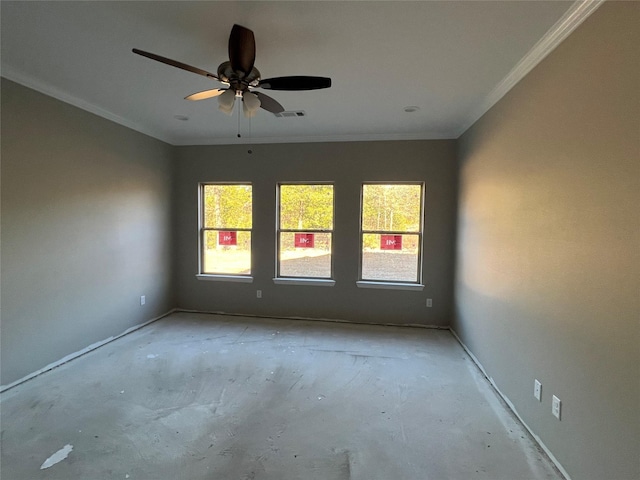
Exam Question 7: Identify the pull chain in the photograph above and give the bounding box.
[236,97,241,138]
[247,115,253,154]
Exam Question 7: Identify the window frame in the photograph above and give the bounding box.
[357,181,425,290]
[197,182,253,282]
[274,182,336,285]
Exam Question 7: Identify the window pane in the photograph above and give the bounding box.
[279,232,332,278]
[203,184,252,229]
[361,233,419,282]
[202,230,251,274]
[362,184,421,232]
[280,184,333,230]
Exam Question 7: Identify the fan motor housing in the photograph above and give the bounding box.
[217,61,260,91]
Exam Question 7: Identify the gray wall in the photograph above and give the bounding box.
[3,3,637,475]
[1,79,175,386]
[174,141,458,326]
[454,3,639,479]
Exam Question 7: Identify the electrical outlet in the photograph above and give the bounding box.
[426,298,432,307]
[552,395,561,420]
[256,290,262,299]
[140,295,146,306]
[534,379,542,401]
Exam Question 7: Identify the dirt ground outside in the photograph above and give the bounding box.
[203,249,418,281]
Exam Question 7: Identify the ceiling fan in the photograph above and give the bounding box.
[133,24,331,118]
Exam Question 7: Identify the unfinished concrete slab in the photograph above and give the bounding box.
[0,312,563,479]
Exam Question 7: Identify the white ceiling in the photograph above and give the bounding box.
[1,1,599,146]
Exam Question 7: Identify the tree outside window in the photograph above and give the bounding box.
[360,183,424,283]
[201,184,252,275]
[277,184,334,279]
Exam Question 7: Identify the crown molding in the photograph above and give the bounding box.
[2,65,456,146]
[456,0,605,138]
[172,131,455,146]
[3,0,603,147]
[1,65,170,144]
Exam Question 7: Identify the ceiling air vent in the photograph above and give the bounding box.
[273,110,306,118]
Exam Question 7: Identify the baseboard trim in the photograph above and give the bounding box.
[174,308,450,331]
[449,328,572,480]
[0,309,177,393]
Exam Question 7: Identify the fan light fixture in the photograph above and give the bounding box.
[242,92,261,118]
[217,89,236,115]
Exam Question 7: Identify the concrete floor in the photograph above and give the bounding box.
[0,312,564,480]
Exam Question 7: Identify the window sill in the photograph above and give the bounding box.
[273,278,336,287]
[356,281,424,291]
[196,274,254,283]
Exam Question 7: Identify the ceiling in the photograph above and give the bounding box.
[1,1,598,146]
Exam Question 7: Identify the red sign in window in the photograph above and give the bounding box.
[294,233,315,248]
[380,235,402,250]
[218,231,237,246]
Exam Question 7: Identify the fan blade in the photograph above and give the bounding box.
[258,76,331,91]
[132,48,219,80]
[185,89,226,101]
[254,92,285,113]
[228,24,256,77]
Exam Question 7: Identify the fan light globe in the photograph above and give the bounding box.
[217,89,236,115]
[242,92,261,118]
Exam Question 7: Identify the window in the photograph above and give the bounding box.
[276,183,334,281]
[199,183,252,278]
[359,183,424,286]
